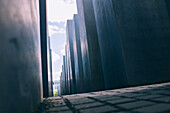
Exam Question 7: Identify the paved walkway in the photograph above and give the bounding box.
[35,82,170,113]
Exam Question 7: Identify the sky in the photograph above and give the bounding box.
[47,0,77,81]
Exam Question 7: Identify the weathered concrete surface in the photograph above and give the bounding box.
[76,0,91,92]
[93,0,170,88]
[66,20,77,94]
[76,0,105,92]
[72,14,86,93]
[112,0,170,86]
[0,0,43,113]
[35,82,170,113]
[93,0,128,90]
[65,45,71,95]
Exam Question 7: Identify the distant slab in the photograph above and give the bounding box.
[76,0,105,92]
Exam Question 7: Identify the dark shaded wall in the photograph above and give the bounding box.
[39,0,53,97]
[61,0,170,95]
[76,0,105,92]
[112,0,170,85]
[93,0,170,88]
[66,20,77,94]
[165,0,170,18]
[76,0,92,92]
[40,0,53,97]
[72,14,86,93]
[93,0,128,89]
[0,0,43,113]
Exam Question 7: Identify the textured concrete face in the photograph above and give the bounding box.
[76,0,105,92]
[76,0,92,92]
[92,0,170,89]
[93,0,128,89]
[60,64,64,95]
[65,45,70,94]
[111,0,170,85]
[72,15,86,93]
[0,0,42,113]
[93,0,170,87]
[66,20,77,94]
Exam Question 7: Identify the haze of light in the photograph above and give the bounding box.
[47,0,77,81]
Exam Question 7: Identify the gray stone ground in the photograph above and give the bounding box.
[34,82,170,113]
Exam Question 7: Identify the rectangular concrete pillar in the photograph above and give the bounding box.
[66,20,77,94]
[65,45,70,94]
[72,14,86,93]
[61,56,68,95]
[47,36,53,96]
[92,0,128,89]
[60,64,65,95]
[112,0,170,86]
[93,0,170,87]
[61,56,66,95]
[0,0,43,113]
[76,0,105,92]
[39,0,53,97]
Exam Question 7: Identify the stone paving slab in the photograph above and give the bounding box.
[34,82,170,113]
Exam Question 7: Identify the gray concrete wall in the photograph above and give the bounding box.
[39,0,50,97]
[65,45,70,94]
[60,56,68,95]
[60,64,64,95]
[60,57,64,95]
[65,43,70,94]
[112,0,170,86]
[93,0,128,89]
[93,0,170,88]
[72,14,86,93]
[66,20,77,94]
[0,0,43,113]
[76,0,92,92]
[76,0,105,92]
[63,56,67,95]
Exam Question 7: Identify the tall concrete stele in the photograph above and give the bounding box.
[76,0,105,92]
[0,0,52,113]
[47,35,53,96]
[60,0,170,95]
[92,0,170,88]
[39,0,53,97]
[72,14,86,93]
[66,20,77,94]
